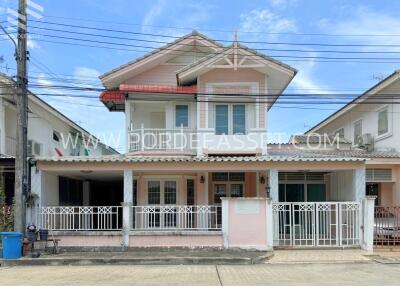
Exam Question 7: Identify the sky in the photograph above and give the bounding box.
[1,0,400,152]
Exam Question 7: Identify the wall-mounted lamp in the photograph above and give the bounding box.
[260,175,266,185]
[200,176,205,184]
[266,186,271,198]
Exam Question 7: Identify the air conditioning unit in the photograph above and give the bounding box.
[28,140,42,157]
[357,133,374,151]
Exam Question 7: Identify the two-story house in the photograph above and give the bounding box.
[31,32,373,251]
[306,70,400,207]
[0,72,118,206]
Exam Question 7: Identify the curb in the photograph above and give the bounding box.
[0,253,273,266]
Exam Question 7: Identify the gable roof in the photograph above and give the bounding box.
[306,70,400,134]
[99,30,224,88]
[0,73,119,154]
[177,43,297,78]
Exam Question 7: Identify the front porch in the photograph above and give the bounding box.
[30,155,372,250]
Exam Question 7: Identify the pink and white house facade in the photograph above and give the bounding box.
[30,31,375,251]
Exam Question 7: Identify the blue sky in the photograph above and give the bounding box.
[1,0,400,152]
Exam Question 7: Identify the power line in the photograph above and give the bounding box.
[31,15,400,38]
[26,25,400,55]
[27,20,400,48]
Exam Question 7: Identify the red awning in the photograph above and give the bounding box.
[119,84,197,94]
[100,90,125,104]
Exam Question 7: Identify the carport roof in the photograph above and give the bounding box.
[34,154,365,163]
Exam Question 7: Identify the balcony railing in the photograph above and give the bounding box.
[38,206,122,231]
[132,205,221,231]
[128,127,196,153]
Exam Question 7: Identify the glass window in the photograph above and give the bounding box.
[335,128,345,138]
[233,105,246,134]
[215,105,229,135]
[186,179,195,205]
[164,181,177,204]
[230,184,244,197]
[353,120,362,145]
[175,105,188,127]
[378,108,389,136]
[148,181,160,204]
[214,184,227,204]
[229,172,245,181]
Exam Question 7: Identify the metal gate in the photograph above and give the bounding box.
[374,206,400,247]
[272,202,360,247]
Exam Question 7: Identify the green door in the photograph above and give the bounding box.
[307,184,326,202]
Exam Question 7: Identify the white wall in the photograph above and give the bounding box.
[315,80,400,152]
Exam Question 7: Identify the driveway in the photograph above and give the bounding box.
[1,263,400,285]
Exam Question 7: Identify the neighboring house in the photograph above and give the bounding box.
[30,31,374,251]
[306,70,400,206]
[0,73,118,205]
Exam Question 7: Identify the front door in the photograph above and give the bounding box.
[147,180,177,228]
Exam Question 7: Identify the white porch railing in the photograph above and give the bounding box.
[132,205,221,231]
[128,127,196,152]
[38,206,122,231]
[272,202,360,247]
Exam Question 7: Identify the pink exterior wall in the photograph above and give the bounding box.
[56,235,122,247]
[129,234,223,247]
[125,65,180,86]
[225,198,268,249]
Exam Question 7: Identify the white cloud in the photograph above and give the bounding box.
[27,39,40,49]
[142,0,166,30]
[239,8,297,36]
[270,0,297,9]
[318,7,400,51]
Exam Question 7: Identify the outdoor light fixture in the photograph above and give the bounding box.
[200,176,205,183]
[266,186,271,198]
[260,175,266,184]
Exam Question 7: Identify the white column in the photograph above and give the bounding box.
[82,181,90,206]
[266,198,274,250]
[354,167,366,202]
[27,167,42,225]
[362,196,376,252]
[204,172,209,204]
[125,101,131,152]
[122,169,133,249]
[221,198,229,248]
[268,169,279,202]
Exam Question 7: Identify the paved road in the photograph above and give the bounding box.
[1,263,400,285]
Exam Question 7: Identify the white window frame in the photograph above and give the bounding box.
[376,105,392,140]
[215,103,247,135]
[353,119,363,145]
[144,177,179,205]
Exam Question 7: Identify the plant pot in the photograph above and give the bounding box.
[39,229,48,241]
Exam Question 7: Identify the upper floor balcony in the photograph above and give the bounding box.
[126,98,267,155]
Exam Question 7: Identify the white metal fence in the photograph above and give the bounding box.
[272,202,360,247]
[38,206,122,230]
[132,205,220,231]
[374,206,400,247]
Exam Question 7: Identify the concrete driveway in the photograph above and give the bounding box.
[1,263,400,286]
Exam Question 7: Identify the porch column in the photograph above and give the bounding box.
[268,169,279,202]
[122,169,133,249]
[354,167,366,202]
[27,167,42,225]
[362,196,376,252]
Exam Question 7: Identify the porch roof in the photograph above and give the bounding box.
[34,154,365,163]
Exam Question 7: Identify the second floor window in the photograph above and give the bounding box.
[353,120,362,145]
[175,105,188,127]
[378,107,389,136]
[335,128,345,138]
[215,104,246,135]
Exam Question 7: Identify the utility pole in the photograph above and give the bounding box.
[14,0,28,233]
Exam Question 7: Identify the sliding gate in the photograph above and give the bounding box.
[272,202,360,247]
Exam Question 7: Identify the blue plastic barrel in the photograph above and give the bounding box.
[0,232,23,259]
